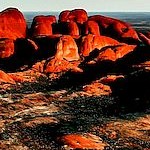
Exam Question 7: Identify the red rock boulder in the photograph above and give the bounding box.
[83,20,100,35]
[59,10,70,22]
[80,34,120,57]
[58,133,107,149]
[59,9,88,24]
[31,15,56,37]
[55,35,80,61]
[89,15,139,44]
[0,8,26,40]
[44,35,80,73]
[95,44,137,62]
[0,38,14,58]
[67,21,80,36]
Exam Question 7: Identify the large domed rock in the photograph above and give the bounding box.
[59,9,88,24]
[31,15,56,37]
[55,35,80,61]
[0,8,26,40]
[89,15,139,44]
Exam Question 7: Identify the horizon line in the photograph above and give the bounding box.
[22,10,150,13]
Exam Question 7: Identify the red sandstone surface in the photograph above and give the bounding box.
[31,15,56,37]
[0,8,26,40]
[59,9,88,24]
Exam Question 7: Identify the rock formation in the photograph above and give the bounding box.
[31,15,56,37]
[59,9,88,24]
[44,35,80,73]
[88,15,140,44]
[80,34,120,57]
[83,20,100,35]
[0,7,150,150]
[0,8,26,40]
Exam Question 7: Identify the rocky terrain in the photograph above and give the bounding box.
[0,8,150,149]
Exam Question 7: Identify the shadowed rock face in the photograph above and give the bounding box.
[0,8,26,40]
[0,38,14,58]
[80,34,120,57]
[53,21,80,36]
[59,9,88,24]
[89,15,140,44]
[31,15,57,37]
[33,35,60,59]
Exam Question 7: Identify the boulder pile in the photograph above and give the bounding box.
[0,7,149,87]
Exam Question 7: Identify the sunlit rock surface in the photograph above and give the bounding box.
[0,8,26,40]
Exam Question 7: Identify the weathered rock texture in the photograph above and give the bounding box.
[80,34,120,57]
[59,9,88,24]
[44,35,80,73]
[0,8,26,40]
[89,15,140,43]
[31,15,56,37]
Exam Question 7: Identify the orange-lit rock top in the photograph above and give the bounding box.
[89,15,140,43]
[31,15,56,37]
[59,9,88,24]
[0,8,26,40]
[80,34,120,57]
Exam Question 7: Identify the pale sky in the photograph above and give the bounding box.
[0,0,150,12]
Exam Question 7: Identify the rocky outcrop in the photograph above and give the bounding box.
[88,15,140,44]
[58,9,88,36]
[0,8,26,40]
[83,20,100,35]
[80,34,120,57]
[97,44,137,62]
[0,8,26,59]
[59,9,88,24]
[44,35,80,73]
[58,10,70,22]
[31,15,56,37]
